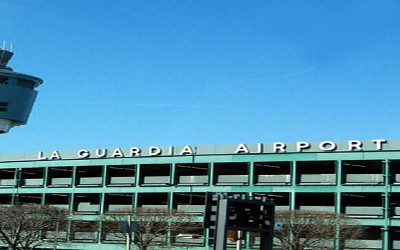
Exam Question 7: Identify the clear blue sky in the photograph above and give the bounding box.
[1,1,400,153]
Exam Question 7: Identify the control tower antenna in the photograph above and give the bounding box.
[0,41,14,68]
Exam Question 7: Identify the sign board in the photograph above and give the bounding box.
[204,193,275,250]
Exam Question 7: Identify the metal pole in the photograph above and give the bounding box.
[126,215,131,250]
[53,208,60,250]
[12,168,21,205]
[214,196,228,250]
[236,231,242,250]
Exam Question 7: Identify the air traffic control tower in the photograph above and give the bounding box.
[0,43,43,133]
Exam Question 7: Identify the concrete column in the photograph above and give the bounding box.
[289,191,296,211]
[41,192,45,206]
[383,159,390,250]
[170,163,176,186]
[99,192,105,215]
[336,160,342,186]
[249,162,254,186]
[168,191,174,210]
[43,166,49,187]
[290,161,297,187]
[135,164,141,187]
[209,162,215,187]
[205,228,211,248]
[334,161,342,250]
[101,165,107,187]
[71,165,77,187]
[334,191,342,250]
[133,192,138,208]
[382,227,390,250]
[290,161,297,211]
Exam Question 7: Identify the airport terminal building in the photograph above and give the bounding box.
[0,139,400,249]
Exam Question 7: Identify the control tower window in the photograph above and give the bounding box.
[0,77,8,85]
[0,102,8,112]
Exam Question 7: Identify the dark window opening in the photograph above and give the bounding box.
[45,193,70,211]
[106,165,136,186]
[296,193,335,212]
[297,161,336,185]
[0,169,15,187]
[214,162,249,185]
[342,193,383,217]
[175,163,209,185]
[137,193,168,209]
[76,166,103,186]
[342,160,384,185]
[139,164,171,186]
[104,193,133,213]
[254,162,291,185]
[47,167,73,187]
[73,193,101,214]
[173,193,205,214]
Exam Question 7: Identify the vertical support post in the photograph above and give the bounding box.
[214,196,228,250]
[205,228,211,248]
[69,193,75,214]
[43,166,49,187]
[246,191,253,249]
[290,161,297,187]
[97,193,105,243]
[209,162,215,187]
[133,192,138,208]
[289,191,296,211]
[335,192,342,249]
[12,168,21,204]
[136,164,141,187]
[71,166,77,187]
[289,162,296,248]
[249,162,254,186]
[382,227,390,250]
[236,231,242,250]
[334,161,342,250]
[167,192,174,246]
[336,160,342,186]
[126,214,132,250]
[53,208,60,250]
[170,163,176,186]
[41,192,45,206]
[99,193,105,215]
[383,159,390,250]
[101,165,107,187]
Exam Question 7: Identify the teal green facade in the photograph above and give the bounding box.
[0,141,399,249]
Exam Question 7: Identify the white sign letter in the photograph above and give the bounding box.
[78,149,90,158]
[372,139,387,150]
[235,143,250,154]
[112,148,124,158]
[180,145,194,155]
[49,151,61,160]
[130,147,141,157]
[37,151,47,160]
[296,142,311,152]
[348,140,363,151]
[168,146,174,155]
[273,142,286,153]
[149,147,162,156]
[319,141,336,151]
[95,149,107,158]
